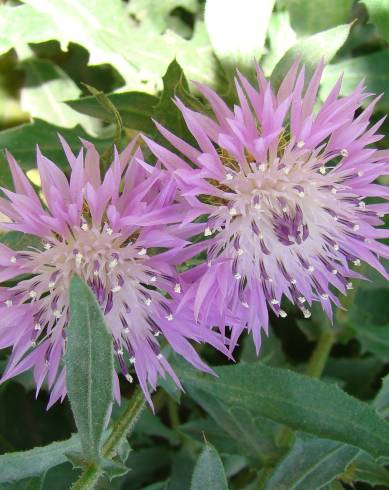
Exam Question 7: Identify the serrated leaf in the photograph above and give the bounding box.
[190,444,228,490]
[0,475,46,490]
[205,0,275,73]
[178,361,389,459]
[0,119,112,187]
[0,435,80,483]
[286,0,353,36]
[363,0,389,43]
[66,92,157,135]
[263,436,358,490]
[352,451,389,487]
[66,276,113,462]
[7,0,218,91]
[271,24,351,89]
[19,58,94,130]
[322,50,389,112]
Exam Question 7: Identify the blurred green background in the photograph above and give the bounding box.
[0,1,389,489]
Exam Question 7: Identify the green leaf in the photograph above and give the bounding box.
[0,4,57,55]
[352,451,389,487]
[66,92,158,135]
[263,436,358,490]
[271,24,351,89]
[0,231,42,251]
[363,0,389,43]
[374,374,389,418]
[190,444,228,490]
[322,50,389,112]
[0,435,80,483]
[19,58,94,130]
[0,119,112,187]
[8,0,218,90]
[0,475,46,490]
[205,0,275,72]
[66,276,114,462]
[286,0,353,36]
[185,385,282,463]
[178,361,389,459]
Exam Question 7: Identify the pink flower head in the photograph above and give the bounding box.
[144,60,389,353]
[0,137,230,406]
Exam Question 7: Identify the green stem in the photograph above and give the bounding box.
[306,329,335,379]
[71,387,145,489]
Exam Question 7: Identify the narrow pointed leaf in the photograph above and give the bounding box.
[190,444,228,490]
[66,276,114,462]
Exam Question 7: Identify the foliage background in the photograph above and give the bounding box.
[0,0,389,489]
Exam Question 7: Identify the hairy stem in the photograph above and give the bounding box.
[71,387,145,490]
[306,328,336,379]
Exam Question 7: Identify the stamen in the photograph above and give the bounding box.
[138,248,147,256]
[166,313,173,321]
[174,283,181,294]
[297,140,305,148]
[111,286,122,293]
[340,148,349,157]
[10,256,16,264]
[204,227,213,236]
[279,310,287,318]
[5,299,12,307]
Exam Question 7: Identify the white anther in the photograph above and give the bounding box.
[377,212,384,218]
[298,191,305,198]
[308,265,315,273]
[340,148,349,157]
[234,273,242,280]
[258,163,266,172]
[138,248,147,256]
[334,216,338,222]
[334,244,339,251]
[5,299,12,307]
[144,298,152,306]
[150,276,157,283]
[49,281,55,288]
[353,224,360,231]
[332,269,338,275]
[357,171,364,177]
[204,227,213,236]
[31,340,37,347]
[53,309,62,319]
[166,313,173,321]
[111,286,122,293]
[123,327,130,334]
[283,167,290,175]
[229,207,237,216]
[154,331,160,337]
[254,202,261,210]
[353,259,361,266]
[346,282,353,290]
[321,293,329,300]
[271,299,279,305]
[207,261,212,268]
[29,290,37,299]
[364,238,371,244]
[298,296,306,304]
[117,348,124,356]
[331,187,337,194]
[81,223,89,231]
[93,271,99,277]
[174,283,181,294]
[279,310,287,318]
[225,173,233,181]
[359,201,366,209]
[302,308,311,319]
[106,227,113,235]
[75,253,83,265]
[297,140,305,148]
[319,166,326,175]
[236,248,244,256]
[282,207,288,213]
[125,373,134,383]
[44,243,52,250]
[241,302,249,308]
[157,353,163,360]
[129,356,136,364]
[34,323,41,331]
[109,259,118,269]
[291,279,297,285]
[10,256,16,264]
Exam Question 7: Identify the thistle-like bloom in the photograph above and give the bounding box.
[145,61,389,351]
[0,138,229,406]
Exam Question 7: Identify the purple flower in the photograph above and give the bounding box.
[144,61,389,353]
[0,137,229,407]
